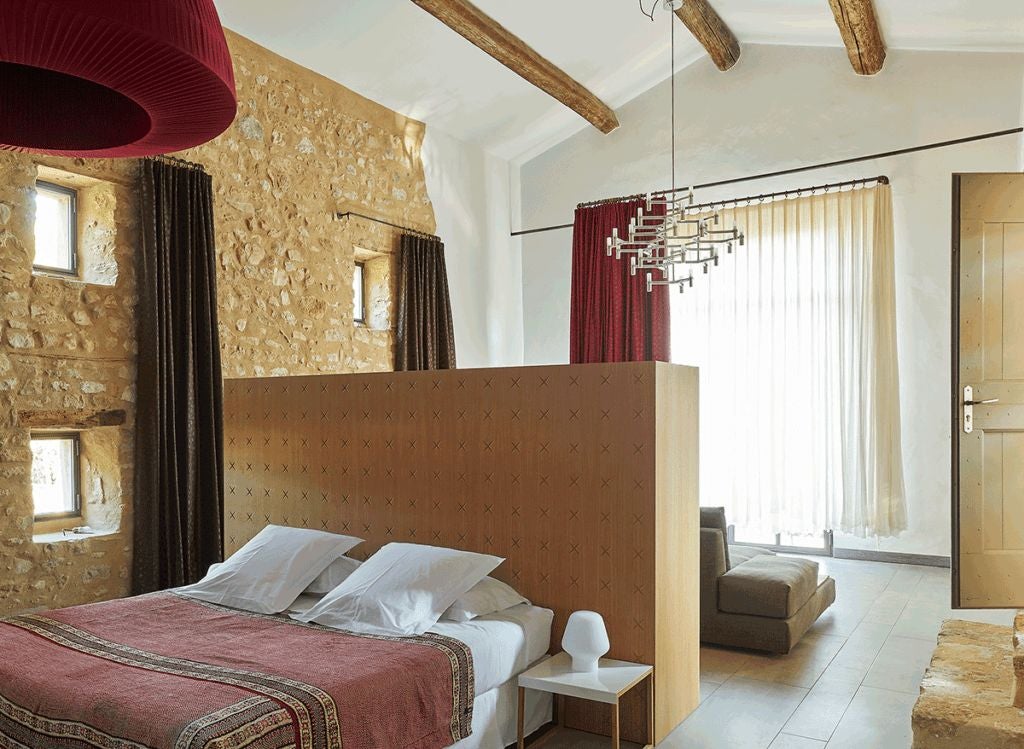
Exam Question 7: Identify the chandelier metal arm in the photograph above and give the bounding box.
[601,0,748,294]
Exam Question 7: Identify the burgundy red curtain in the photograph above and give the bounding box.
[569,199,670,363]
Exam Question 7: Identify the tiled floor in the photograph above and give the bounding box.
[541,556,1016,748]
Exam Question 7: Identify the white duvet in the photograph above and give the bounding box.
[288,595,553,696]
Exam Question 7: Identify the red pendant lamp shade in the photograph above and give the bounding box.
[0,0,237,157]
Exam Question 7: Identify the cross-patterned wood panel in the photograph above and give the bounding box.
[223,361,699,742]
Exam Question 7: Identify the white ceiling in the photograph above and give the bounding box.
[215,0,1024,163]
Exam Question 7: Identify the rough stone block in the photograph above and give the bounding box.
[913,619,1024,748]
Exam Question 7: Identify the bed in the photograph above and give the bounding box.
[289,594,554,749]
[0,562,554,748]
[290,593,555,749]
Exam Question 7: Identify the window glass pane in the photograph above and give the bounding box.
[30,437,78,517]
[34,185,74,272]
[733,528,777,546]
[353,264,365,321]
[780,532,826,550]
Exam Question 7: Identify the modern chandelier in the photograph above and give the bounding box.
[606,0,744,293]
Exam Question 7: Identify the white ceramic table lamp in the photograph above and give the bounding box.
[561,610,609,672]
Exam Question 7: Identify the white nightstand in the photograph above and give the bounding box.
[517,652,654,748]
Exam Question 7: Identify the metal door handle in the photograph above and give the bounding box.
[963,386,999,433]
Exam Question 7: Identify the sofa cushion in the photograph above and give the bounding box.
[699,507,731,569]
[718,555,820,619]
[728,544,775,567]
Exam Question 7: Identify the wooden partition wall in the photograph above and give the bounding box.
[223,361,699,742]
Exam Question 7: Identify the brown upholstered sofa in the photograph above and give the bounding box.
[700,507,836,654]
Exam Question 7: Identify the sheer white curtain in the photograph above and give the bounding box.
[672,184,906,538]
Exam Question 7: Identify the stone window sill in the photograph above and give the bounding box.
[33,515,85,536]
[33,530,119,545]
[31,269,81,282]
[31,269,114,288]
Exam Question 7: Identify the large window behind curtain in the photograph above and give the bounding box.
[671,184,907,539]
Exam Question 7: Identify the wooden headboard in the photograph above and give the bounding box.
[223,361,699,742]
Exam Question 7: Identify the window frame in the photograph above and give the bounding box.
[353,261,366,325]
[728,526,834,557]
[30,431,83,522]
[33,180,79,277]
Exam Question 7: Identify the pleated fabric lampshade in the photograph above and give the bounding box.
[0,0,237,157]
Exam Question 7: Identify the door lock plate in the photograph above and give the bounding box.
[963,386,1000,433]
[964,386,974,433]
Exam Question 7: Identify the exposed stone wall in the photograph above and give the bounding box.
[183,31,435,378]
[0,157,138,615]
[0,30,437,615]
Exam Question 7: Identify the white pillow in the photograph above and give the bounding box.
[179,525,362,614]
[293,543,503,636]
[205,555,362,596]
[305,555,362,594]
[441,577,529,622]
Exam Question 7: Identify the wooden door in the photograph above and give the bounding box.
[954,173,1024,608]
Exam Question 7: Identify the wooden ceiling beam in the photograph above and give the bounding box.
[673,0,741,72]
[828,0,886,75]
[410,0,619,134]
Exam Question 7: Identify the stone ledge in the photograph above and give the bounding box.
[912,619,1024,748]
[17,408,127,429]
[33,530,120,545]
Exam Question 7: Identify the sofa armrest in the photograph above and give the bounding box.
[700,527,728,623]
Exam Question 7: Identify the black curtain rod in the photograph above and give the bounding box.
[335,210,440,241]
[684,174,888,213]
[147,154,208,172]
[510,126,1023,237]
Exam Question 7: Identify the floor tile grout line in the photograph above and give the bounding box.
[771,559,894,745]
[772,626,856,744]
[762,684,816,749]
[815,573,920,746]
[858,683,928,696]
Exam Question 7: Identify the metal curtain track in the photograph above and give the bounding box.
[510,126,1023,238]
[682,174,888,214]
[336,210,441,241]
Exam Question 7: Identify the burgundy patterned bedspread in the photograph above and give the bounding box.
[0,592,474,749]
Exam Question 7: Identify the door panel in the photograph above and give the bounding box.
[956,173,1024,608]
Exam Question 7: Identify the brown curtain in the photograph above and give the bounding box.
[133,159,224,594]
[395,234,457,370]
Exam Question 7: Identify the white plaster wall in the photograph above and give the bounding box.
[519,44,1024,555]
[422,129,524,367]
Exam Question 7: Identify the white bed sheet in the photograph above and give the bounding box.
[431,603,554,696]
[451,673,552,749]
[288,596,553,697]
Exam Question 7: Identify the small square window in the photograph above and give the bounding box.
[30,433,81,520]
[353,261,366,324]
[33,181,78,276]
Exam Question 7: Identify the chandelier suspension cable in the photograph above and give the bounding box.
[603,0,742,294]
[670,9,676,200]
